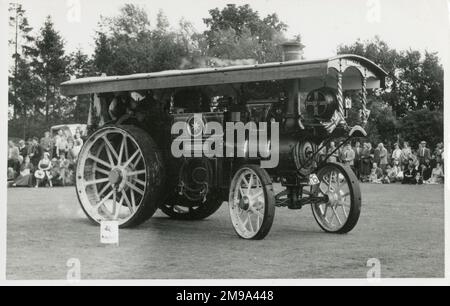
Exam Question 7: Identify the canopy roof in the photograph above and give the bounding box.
[60,55,388,96]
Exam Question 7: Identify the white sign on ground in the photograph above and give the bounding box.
[100,221,119,246]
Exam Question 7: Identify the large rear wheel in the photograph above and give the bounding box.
[76,125,165,228]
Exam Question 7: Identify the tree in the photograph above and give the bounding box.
[66,49,95,122]
[9,3,34,119]
[204,4,287,42]
[415,51,443,111]
[205,27,261,61]
[93,31,114,75]
[67,49,94,79]
[107,3,152,37]
[202,4,301,64]
[337,37,444,117]
[399,109,443,149]
[204,4,260,37]
[93,5,188,75]
[8,57,45,138]
[338,37,444,148]
[156,9,170,33]
[337,36,399,73]
[365,100,399,146]
[8,3,47,139]
[27,16,68,126]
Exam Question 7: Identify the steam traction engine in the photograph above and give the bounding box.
[61,43,387,240]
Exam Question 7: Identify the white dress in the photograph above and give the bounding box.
[72,138,84,158]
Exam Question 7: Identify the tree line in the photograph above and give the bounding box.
[8,3,444,148]
[337,37,444,147]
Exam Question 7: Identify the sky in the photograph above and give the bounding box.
[7,0,450,61]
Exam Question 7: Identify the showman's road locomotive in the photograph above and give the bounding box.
[61,43,387,239]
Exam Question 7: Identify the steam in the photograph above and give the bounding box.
[179,56,257,69]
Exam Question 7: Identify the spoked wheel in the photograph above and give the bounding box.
[160,193,223,220]
[76,125,165,228]
[311,163,361,234]
[229,164,275,240]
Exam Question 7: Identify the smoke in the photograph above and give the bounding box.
[209,57,257,67]
[179,56,257,69]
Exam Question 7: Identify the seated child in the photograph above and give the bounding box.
[369,163,383,184]
[402,160,417,185]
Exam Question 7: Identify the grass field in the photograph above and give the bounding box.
[6,183,445,280]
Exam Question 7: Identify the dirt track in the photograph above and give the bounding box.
[7,183,444,280]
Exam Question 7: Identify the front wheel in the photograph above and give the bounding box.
[229,165,275,240]
[311,163,361,234]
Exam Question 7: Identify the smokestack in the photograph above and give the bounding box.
[281,41,303,62]
[281,41,303,130]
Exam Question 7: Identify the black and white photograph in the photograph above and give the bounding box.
[1,0,450,287]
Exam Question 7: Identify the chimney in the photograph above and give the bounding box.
[281,41,303,62]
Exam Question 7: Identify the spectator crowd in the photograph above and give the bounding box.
[8,129,445,187]
[324,140,444,185]
[7,128,84,188]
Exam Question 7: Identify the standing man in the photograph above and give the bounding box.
[26,138,33,157]
[55,129,68,158]
[373,144,381,166]
[434,142,443,166]
[327,141,339,163]
[378,143,388,172]
[417,141,431,166]
[8,141,21,175]
[401,142,412,170]
[353,141,362,179]
[18,140,27,158]
[29,137,42,167]
[391,143,402,165]
[342,143,356,173]
[360,143,372,182]
[40,131,54,159]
